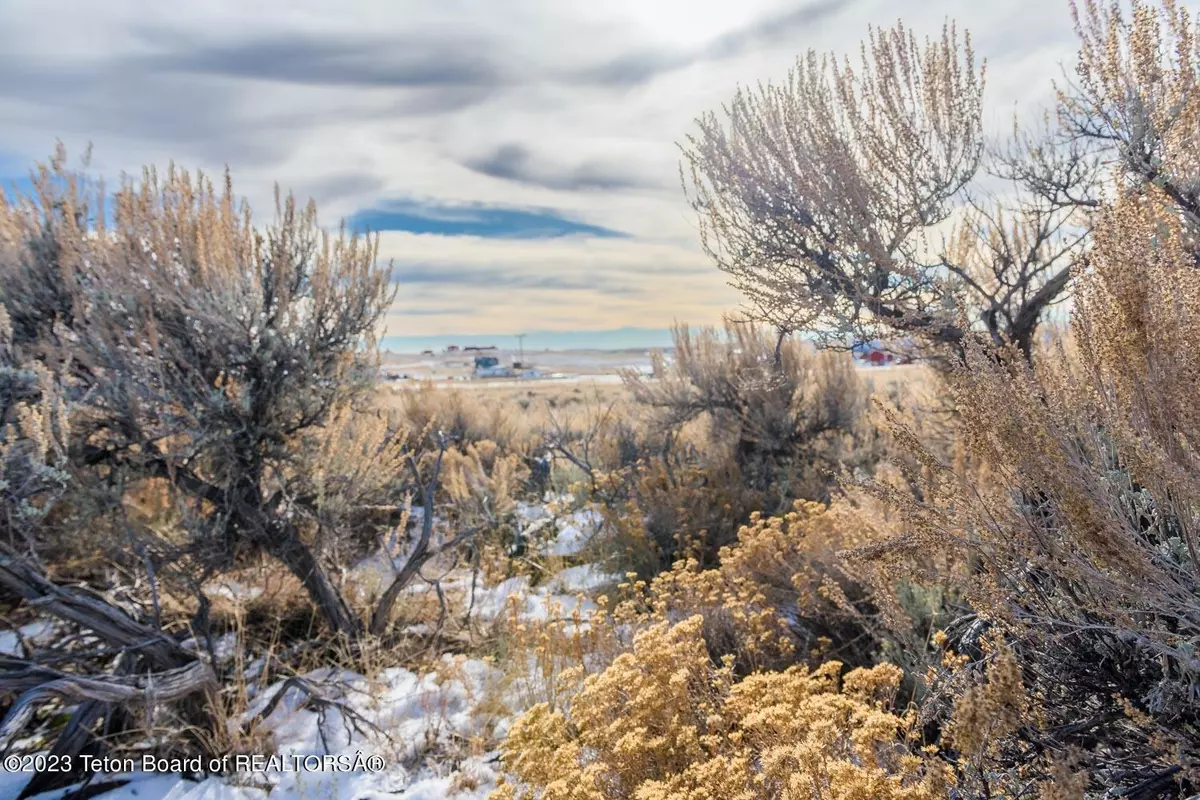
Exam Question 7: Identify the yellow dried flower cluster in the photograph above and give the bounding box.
[1038,752,1090,800]
[606,500,885,671]
[492,615,950,800]
[944,643,1029,758]
[496,590,622,714]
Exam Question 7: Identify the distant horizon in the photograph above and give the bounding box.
[379,326,677,354]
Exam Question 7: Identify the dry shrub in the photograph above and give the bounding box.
[392,383,533,454]
[491,593,621,718]
[441,439,528,523]
[681,13,1094,362]
[500,2,1200,795]
[626,322,876,498]
[863,186,1200,792]
[609,322,879,572]
[440,439,531,581]
[487,480,986,795]
[0,305,70,551]
[279,406,411,576]
[595,455,769,577]
[492,615,950,800]
[610,501,895,674]
[0,152,549,787]
[941,638,1031,764]
[0,150,398,636]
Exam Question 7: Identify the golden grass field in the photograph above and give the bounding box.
[376,351,932,454]
[380,348,928,390]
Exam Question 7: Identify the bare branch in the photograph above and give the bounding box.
[0,659,216,753]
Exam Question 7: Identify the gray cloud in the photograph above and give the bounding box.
[0,0,852,182]
[463,143,660,192]
[129,29,509,91]
[0,13,523,179]
[0,26,344,171]
[571,51,691,89]
[288,172,388,217]
[702,0,850,60]
[573,0,852,87]
[389,305,478,317]
[394,264,639,296]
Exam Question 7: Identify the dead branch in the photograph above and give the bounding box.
[242,675,388,754]
[0,659,216,753]
[369,438,485,636]
[0,550,192,671]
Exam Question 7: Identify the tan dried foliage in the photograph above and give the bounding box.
[856,158,1200,795]
[1065,0,1200,203]
[492,616,950,800]
[609,322,879,572]
[610,501,889,672]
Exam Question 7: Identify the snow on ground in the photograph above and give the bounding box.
[3,773,188,800]
[545,564,620,594]
[9,496,616,800]
[180,632,241,665]
[468,575,599,622]
[14,655,507,800]
[438,500,614,624]
[514,500,605,558]
[207,580,265,603]
[543,507,604,557]
[348,499,611,614]
[0,620,57,657]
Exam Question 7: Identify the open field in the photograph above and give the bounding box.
[375,357,934,462]
[380,348,657,383]
[381,347,927,390]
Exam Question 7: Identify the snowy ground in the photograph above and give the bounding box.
[0,620,56,658]
[5,653,507,799]
[3,499,617,800]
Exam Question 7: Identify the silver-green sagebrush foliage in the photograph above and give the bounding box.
[0,151,399,636]
[0,305,70,550]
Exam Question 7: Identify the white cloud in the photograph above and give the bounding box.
[376,232,729,335]
[0,0,1107,334]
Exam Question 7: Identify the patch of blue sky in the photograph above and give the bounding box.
[348,199,626,239]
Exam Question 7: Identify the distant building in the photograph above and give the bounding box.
[474,354,514,378]
[421,349,434,356]
[446,345,460,353]
[852,339,894,366]
[851,338,917,366]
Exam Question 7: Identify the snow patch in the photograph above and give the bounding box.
[546,564,620,594]
[18,497,615,800]
[0,620,60,657]
[208,581,264,603]
[544,507,604,557]
[27,656,506,800]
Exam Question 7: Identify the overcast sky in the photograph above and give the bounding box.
[0,0,1092,342]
